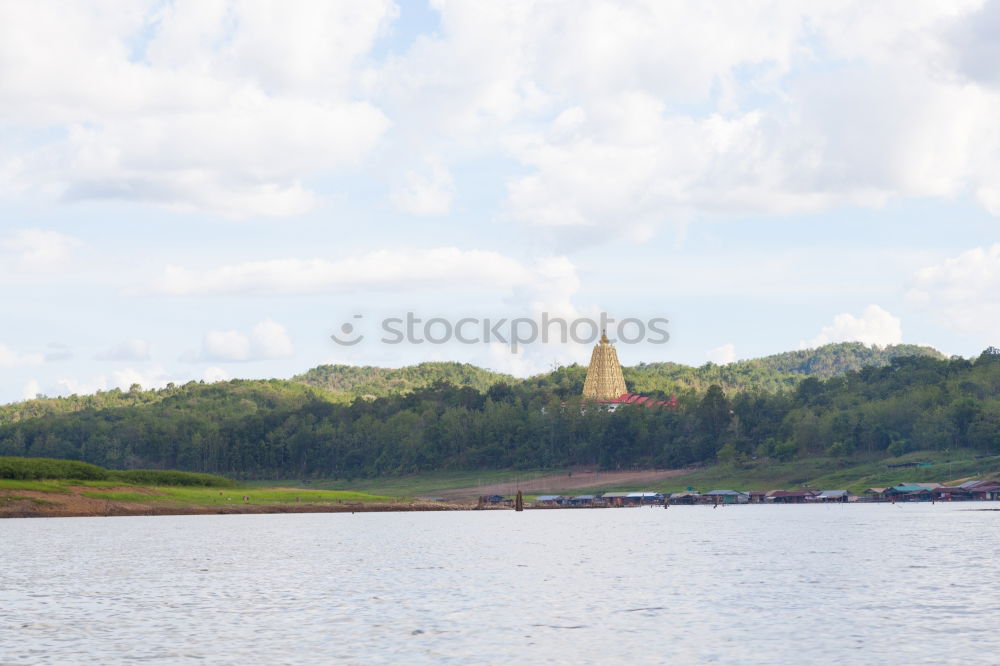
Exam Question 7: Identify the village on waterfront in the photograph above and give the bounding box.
[465,335,1000,509]
[477,478,1000,508]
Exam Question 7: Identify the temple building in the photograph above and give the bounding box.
[582,331,628,401]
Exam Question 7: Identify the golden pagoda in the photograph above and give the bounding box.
[582,330,627,401]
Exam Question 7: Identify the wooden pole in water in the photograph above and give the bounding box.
[515,490,524,512]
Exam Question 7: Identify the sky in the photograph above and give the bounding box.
[3,0,1000,404]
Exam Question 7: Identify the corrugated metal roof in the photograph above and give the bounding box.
[536,495,561,501]
[768,490,814,497]
[601,492,631,498]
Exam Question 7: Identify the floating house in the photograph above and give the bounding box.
[862,488,886,500]
[668,492,701,505]
[535,495,564,506]
[626,492,662,506]
[814,490,853,502]
[601,491,631,507]
[703,489,749,504]
[767,490,816,504]
[884,484,934,501]
[957,480,1000,500]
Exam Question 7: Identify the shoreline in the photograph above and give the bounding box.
[6,498,996,519]
[0,498,479,519]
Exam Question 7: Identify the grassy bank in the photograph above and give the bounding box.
[545,450,1000,495]
[242,469,563,497]
[0,457,451,518]
[5,449,1000,517]
[0,457,237,487]
[244,450,1000,498]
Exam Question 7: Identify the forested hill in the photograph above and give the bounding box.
[734,342,946,378]
[294,342,946,399]
[627,342,946,394]
[293,362,514,399]
[1,348,999,479]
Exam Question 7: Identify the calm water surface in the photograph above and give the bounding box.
[2,503,999,664]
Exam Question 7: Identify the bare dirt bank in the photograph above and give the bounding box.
[433,468,689,499]
[0,489,475,519]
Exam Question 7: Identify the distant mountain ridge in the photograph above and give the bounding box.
[294,342,947,399]
[2,343,993,482]
[292,362,516,399]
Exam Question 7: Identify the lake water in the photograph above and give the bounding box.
[2,503,999,664]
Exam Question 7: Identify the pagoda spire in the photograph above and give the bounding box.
[582,330,627,401]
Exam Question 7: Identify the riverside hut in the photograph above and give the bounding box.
[703,490,749,504]
[601,491,631,507]
[535,495,563,506]
[958,480,1000,500]
[626,492,661,506]
[767,490,816,504]
[815,490,852,503]
[668,492,700,505]
[568,494,596,506]
[884,484,934,501]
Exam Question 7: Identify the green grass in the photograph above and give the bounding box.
[0,457,236,487]
[0,494,58,505]
[243,469,563,496]
[557,449,1000,495]
[1,469,402,508]
[0,479,71,493]
[242,453,1000,498]
[71,486,399,506]
[81,491,157,502]
[158,487,397,505]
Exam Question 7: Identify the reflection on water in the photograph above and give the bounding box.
[2,504,999,664]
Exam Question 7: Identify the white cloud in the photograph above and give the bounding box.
[250,319,295,359]
[203,366,230,383]
[112,366,171,391]
[148,248,574,297]
[707,343,736,365]
[21,379,41,401]
[51,376,108,397]
[0,342,43,367]
[805,305,903,348]
[391,161,456,215]
[370,1,1000,235]
[95,338,151,361]
[200,330,253,362]
[906,243,1000,340]
[185,318,294,363]
[48,365,181,396]
[0,0,395,217]
[5,1,1000,227]
[0,229,79,272]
